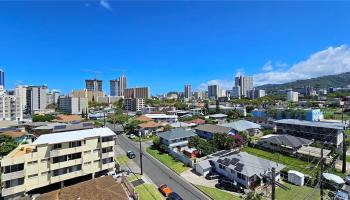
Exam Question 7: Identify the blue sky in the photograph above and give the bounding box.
[1,1,350,95]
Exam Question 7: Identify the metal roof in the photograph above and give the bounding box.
[157,128,196,141]
[258,134,313,148]
[275,119,346,130]
[32,127,115,145]
[195,124,231,134]
[221,120,261,132]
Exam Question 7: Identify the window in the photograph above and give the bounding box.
[27,161,38,165]
[28,174,38,179]
[68,153,81,160]
[84,150,91,154]
[53,143,62,150]
[52,168,68,177]
[69,141,82,148]
[3,164,24,174]
[102,146,113,153]
[53,155,67,164]
[4,178,24,188]
[237,172,245,180]
[84,162,91,166]
[102,157,113,164]
[101,136,114,143]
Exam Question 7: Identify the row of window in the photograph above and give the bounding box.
[52,164,82,177]
[52,137,114,150]
[52,153,82,164]
[3,164,24,174]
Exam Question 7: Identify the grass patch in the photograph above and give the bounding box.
[135,184,164,200]
[146,147,189,174]
[116,155,129,165]
[347,156,350,163]
[276,182,328,200]
[128,174,141,182]
[130,135,157,142]
[196,185,242,200]
[242,147,317,175]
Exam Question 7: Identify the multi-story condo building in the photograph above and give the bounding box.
[124,87,150,99]
[247,88,266,99]
[0,127,116,199]
[47,90,60,105]
[0,69,4,89]
[184,84,192,99]
[58,96,88,115]
[26,86,48,115]
[208,85,221,100]
[275,119,346,147]
[85,79,103,92]
[110,75,127,96]
[0,92,23,121]
[235,75,253,97]
[71,89,104,102]
[287,90,299,102]
[15,85,27,112]
[124,98,145,112]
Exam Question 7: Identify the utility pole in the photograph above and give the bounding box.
[343,127,347,173]
[271,167,276,200]
[139,135,143,175]
[103,110,106,127]
[320,142,324,200]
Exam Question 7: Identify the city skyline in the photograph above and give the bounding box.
[2,1,350,94]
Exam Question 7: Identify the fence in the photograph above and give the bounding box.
[169,149,195,168]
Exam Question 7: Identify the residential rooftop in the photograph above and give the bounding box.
[275,119,346,130]
[258,134,313,148]
[195,124,231,134]
[221,120,261,132]
[158,128,196,141]
[32,127,115,145]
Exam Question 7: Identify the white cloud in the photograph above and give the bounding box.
[262,61,273,71]
[254,44,350,85]
[100,0,112,10]
[197,44,350,89]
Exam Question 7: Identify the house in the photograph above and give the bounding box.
[257,134,313,154]
[210,152,285,188]
[275,119,346,147]
[52,114,82,123]
[157,128,196,152]
[136,115,153,123]
[144,114,178,123]
[195,124,232,140]
[189,108,203,116]
[138,121,162,137]
[209,114,228,124]
[183,148,198,159]
[31,122,95,137]
[185,118,206,126]
[170,122,196,129]
[221,120,261,136]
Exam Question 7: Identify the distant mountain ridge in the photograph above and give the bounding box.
[256,72,350,92]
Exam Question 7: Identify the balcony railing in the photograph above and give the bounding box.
[50,146,83,157]
[1,170,25,182]
[1,184,25,197]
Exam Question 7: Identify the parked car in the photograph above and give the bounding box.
[107,171,122,180]
[159,184,173,197]
[335,189,349,200]
[216,178,245,193]
[128,134,136,139]
[127,151,136,159]
[167,192,183,200]
[205,172,220,180]
[345,175,350,185]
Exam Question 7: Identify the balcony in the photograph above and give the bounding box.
[50,159,83,170]
[50,146,83,157]
[1,170,25,182]
[101,162,114,170]
[101,141,114,148]
[83,151,99,162]
[50,171,84,183]
[1,185,25,197]
[101,152,114,159]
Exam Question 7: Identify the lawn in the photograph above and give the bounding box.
[146,147,189,174]
[276,181,327,200]
[130,135,157,142]
[115,155,129,165]
[242,147,317,175]
[135,184,164,200]
[347,156,350,163]
[128,174,142,182]
[195,185,242,200]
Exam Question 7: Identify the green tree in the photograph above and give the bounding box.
[245,192,263,200]
[152,136,161,148]
[124,118,141,134]
[227,109,241,120]
[189,136,201,148]
[0,135,17,156]
[32,114,55,122]
[163,124,172,132]
[212,133,227,150]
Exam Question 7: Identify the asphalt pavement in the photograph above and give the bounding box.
[116,134,210,200]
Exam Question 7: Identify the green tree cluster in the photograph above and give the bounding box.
[0,135,17,156]
[32,114,55,122]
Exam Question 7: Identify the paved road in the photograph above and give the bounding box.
[116,134,210,200]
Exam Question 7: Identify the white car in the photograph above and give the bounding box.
[108,171,123,180]
[128,134,136,139]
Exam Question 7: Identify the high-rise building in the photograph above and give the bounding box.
[0,69,4,89]
[231,86,241,99]
[15,85,28,111]
[26,86,48,114]
[124,87,150,99]
[0,128,116,199]
[184,84,192,99]
[0,92,23,121]
[208,85,221,99]
[110,75,127,96]
[85,79,103,92]
[58,96,89,115]
[235,75,253,97]
[287,90,299,102]
[124,98,145,112]
[247,88,266,99]
[47,90,60,105]
[71,89,104,102]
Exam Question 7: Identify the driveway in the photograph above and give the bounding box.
[181,169,218,188]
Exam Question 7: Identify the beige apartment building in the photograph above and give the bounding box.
[71,89,104,102]
[0,127,116,199]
